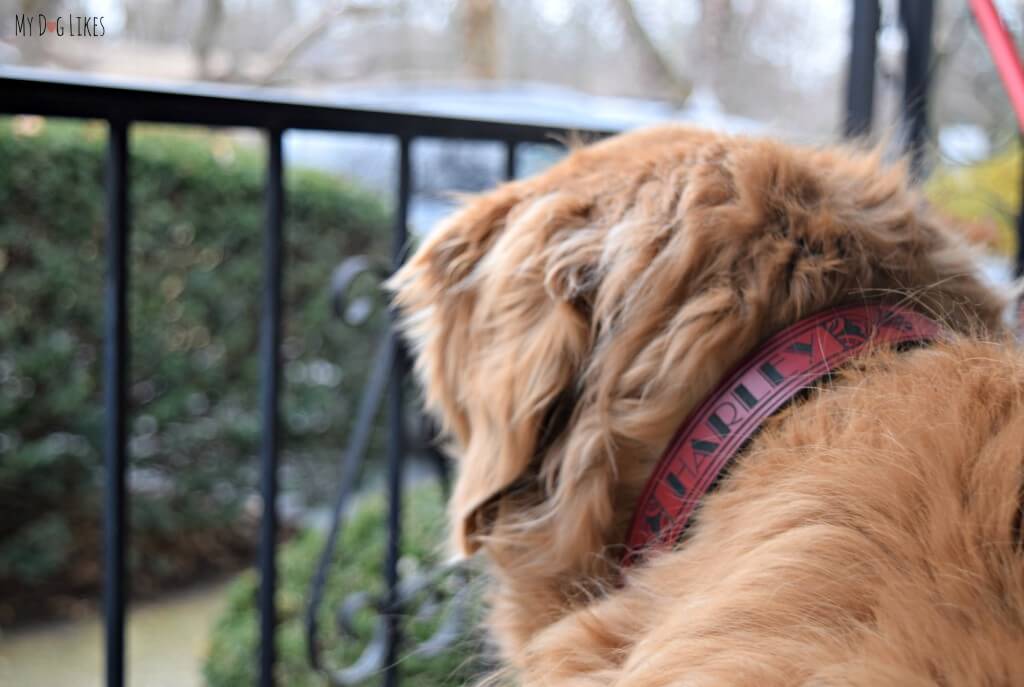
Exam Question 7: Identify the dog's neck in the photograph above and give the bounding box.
[621,303,943,566]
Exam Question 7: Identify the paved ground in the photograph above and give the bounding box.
[0,578,232,687]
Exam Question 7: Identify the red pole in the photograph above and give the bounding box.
[970,0,1024,132]
[971,0,1024,336]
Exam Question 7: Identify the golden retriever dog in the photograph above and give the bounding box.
[389,125,1024,685]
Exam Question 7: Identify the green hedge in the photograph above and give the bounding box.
[203,484,486,686]
[0,117,390,621]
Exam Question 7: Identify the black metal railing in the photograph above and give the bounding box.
[845,0,934,175]
[0,66,613,687]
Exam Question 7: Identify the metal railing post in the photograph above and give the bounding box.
[845,0,880,138]
[259,127,285,687]
[103,117,130,687]
[1019,138,1024,278]
[900,0,935,175]
[383,134,412,687]
[1018,135,1024,317]
[505,140,518,180]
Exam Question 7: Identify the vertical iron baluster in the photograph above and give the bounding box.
[103,117,130,687]
[504,140,518,181]
[383,135,412,687]
[1018,134,1024,278]
[900,0,935,175]
[844,0,880,138]
[1018,134,1024,332]
[259,127,285,687]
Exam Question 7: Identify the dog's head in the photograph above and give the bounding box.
[389,125,1006,643]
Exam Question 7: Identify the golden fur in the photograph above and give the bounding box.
[389,125,1024,685]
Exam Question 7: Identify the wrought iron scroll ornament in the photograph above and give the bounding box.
[305,255,468,685]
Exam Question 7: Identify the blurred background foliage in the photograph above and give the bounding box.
[927,144,1021,260]
[4,0,1022,146]
[0,116,390,623]
[203,484,486,687]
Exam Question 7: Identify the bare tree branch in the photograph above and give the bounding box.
[610,0,692,104]
[250,1,386,85]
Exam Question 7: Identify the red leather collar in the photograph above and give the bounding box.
[622,303,944,566]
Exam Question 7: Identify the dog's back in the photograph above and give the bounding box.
[515,340,1024,685]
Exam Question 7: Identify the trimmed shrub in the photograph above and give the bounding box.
[203,484,486,687]
[0,117,390,622]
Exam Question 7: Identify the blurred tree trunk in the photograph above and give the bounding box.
[275,0,296,24]
[462,0,498,80]
[699,0,733,57]
[572,3,594,91]
[698,0,732,83]
[17,0,59,15]
[396,0,411,75]
[611,0,692,104]
[16,0,66,66]
[194,0,226,79]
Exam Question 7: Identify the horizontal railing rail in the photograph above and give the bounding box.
[0,66,616,141]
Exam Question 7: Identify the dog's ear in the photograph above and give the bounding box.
[389,185,596,556]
